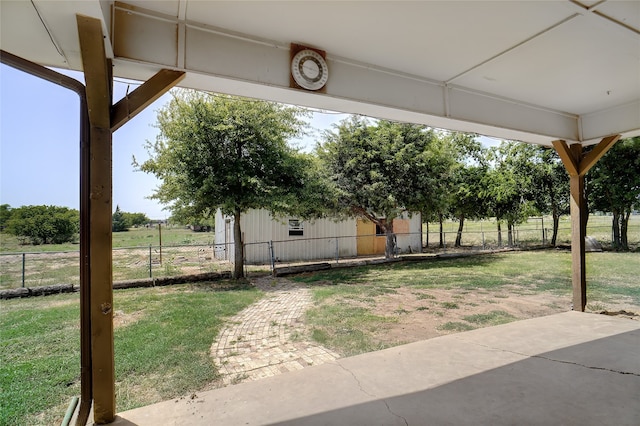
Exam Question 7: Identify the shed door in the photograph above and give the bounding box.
[357,218,385,256]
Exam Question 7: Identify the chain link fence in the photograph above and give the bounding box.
[1,222,638,290]
[0,244,241,291]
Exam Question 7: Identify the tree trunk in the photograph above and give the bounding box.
[497,221,502,247]
[547,179,560,246]
[438,213,444,248]
[612,210,621,251]
[455,214,464,247]
[385,220,396,259]
[233,209,244,279]
[507,222,514,246]
[621,210,630,251]
[551,207,560,246]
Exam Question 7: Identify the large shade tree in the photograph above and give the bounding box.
[528,147,569,246]
[483,142,537,246]
[137,91,312,277]
[440,133,488,247]
[317,117,451,258]
[587,137,640,250]
[450,164,489,247]
[416,132,457,249]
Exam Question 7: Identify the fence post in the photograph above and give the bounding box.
[22,253,26,288]
[149,244,152,278]
[443,232,446,252]
[268,240,275,272]
[482,232,485,250]
[158,223,163,265]
[335,238,339,264]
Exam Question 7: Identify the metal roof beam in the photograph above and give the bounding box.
[111,5,585,145]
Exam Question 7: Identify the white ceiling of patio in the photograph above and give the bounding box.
[2,0,639,145]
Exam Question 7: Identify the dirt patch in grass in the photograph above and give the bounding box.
[320,286,639,350]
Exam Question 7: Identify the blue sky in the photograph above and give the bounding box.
[1,64,498,220]
[0,64,347,219]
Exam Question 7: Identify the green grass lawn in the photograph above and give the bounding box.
[0,281,262,426]
[294,250,640,355]
[1,250,638,424]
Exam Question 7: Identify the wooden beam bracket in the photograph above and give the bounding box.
[553,135,621,177]
[579,135,620,176]
[111,69,185,132]
[552,140,579,176]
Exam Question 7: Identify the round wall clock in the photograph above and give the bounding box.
[291,49,329,91]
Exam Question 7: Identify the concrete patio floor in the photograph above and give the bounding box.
[110,311,639,426]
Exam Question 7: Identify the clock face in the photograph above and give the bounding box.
[291,49,328,91]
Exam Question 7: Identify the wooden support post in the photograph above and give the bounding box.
[553,135,620,311]
[569,159,587,311]
[76,14,185,424]
[77,14,115,424]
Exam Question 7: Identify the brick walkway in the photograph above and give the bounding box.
[210,276,340,386]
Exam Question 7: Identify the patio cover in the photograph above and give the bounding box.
[1,1,639,424]
[2,0,639,145]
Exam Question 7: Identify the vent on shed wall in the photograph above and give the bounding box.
[289,219,303,236]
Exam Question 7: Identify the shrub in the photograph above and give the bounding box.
[4,205,79,244]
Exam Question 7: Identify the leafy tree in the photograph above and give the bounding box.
[483,142,536,246]
[529,147,569,246]
[440,133,489,247]
[588,137,640,250]
[414,132,457,248]
[169,210,213,229]
[137,91,311,278]
[121,212,150,228]
[485,143,569,247]
[317,117,450,258]
[112,205,128,232]
[0,204,12,230]
[4,205,79,244]
[450,164,489,247]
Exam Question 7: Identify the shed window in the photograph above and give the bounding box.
[289,219,304,236]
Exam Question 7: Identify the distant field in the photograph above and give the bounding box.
[0,226,214,253]
[0,227,224,290]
